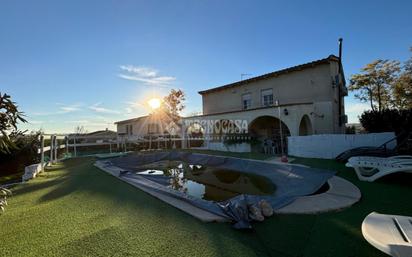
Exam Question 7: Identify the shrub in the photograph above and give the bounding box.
[0,132,40,178]
[345,125,356,134]
[359,109,412,134]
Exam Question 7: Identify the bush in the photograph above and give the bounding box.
[359,109,412,134]
[345,125,356,134]
[0,132,40,178]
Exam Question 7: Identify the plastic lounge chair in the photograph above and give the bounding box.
[362,212,412,257]
[346,155,412,182]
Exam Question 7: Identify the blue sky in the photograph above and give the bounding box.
[1,0,411,133]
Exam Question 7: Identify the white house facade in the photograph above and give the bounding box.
[182,55,348,152]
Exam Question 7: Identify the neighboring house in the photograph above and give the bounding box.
[115,113,178,141]
[68,129,117,143]
[183,54,348,152]
[86,129,117,138]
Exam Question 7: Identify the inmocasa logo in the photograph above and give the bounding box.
[183,119,248,134]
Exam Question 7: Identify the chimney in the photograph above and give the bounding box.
[338,38,343,72]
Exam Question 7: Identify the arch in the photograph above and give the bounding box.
[249,115,290,153]
[186,122,204,137]
[299,115,313,136]
[186,122,204,147]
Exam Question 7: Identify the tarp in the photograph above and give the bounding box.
[109,151,336,229]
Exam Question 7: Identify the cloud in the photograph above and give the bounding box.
[65,120,89,124]
[118,65,175,87]
[119,66,158,77]
[29,120,44,124]
[125,107,133,114]
[57,103,82,113]
[89,103,120,114]
[125,101,144,109]
[64,119,113,127]
[60,106,80,113]
[30,103,82,116]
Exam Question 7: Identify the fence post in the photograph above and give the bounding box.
[73,136,77,157]
[53,135,58,163]
[65,136,69,156]
[49,135,54,165]
[40,135,44,171]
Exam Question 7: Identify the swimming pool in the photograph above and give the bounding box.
[133,161,276,202]
[105,151,337,228]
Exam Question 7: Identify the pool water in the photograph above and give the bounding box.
[134,161,276,202]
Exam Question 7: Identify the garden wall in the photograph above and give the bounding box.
[287,132,396,159]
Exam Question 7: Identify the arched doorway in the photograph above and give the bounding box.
[299,115,313,136]
[249,116,290,154]
[186,122,204,147]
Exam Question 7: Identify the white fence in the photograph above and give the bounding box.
[287,132,397,159]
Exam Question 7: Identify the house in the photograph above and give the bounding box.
[68,129,117,143]
[115,112,178,141]
[183,54,348,152]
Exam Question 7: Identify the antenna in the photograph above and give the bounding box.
[241,73,252,81]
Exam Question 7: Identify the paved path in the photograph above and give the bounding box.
[276,176,361,214]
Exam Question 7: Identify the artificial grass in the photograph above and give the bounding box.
[0,172,23,184]
[0,154,411,257]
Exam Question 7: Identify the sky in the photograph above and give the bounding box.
[1,0,411,133]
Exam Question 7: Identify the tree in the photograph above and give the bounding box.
[392,47,412,109]
[0,93,27,153]
[161,89,185,122]
[349,60,400,112]
[74,125,87,135]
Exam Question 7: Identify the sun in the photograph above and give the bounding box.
[148,98,161,110]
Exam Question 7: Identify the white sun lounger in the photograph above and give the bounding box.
[346,155,412,182]
[362,212,412,257]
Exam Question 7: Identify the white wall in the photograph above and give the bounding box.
[288,132,396,159]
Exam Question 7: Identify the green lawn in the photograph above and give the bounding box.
[1,152,411,257]
[0,172,23,184]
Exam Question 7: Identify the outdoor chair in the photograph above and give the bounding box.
[362,212,412,257]
[346,155,412,182]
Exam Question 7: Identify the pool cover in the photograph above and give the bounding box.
[108,151,336,229]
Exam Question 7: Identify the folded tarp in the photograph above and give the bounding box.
[109,151,336,229]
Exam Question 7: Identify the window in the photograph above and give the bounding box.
[148,123,160,134]
[261,89,273,107]
[129,125,133,135]
[125,124,133,135]
[242,93,251,110]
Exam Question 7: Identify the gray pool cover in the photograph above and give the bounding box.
[109,151,336,229]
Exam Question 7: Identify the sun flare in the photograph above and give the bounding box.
[148,98,161,109]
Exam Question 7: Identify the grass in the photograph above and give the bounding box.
[0,151,411,257]
[0,172,23,184]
